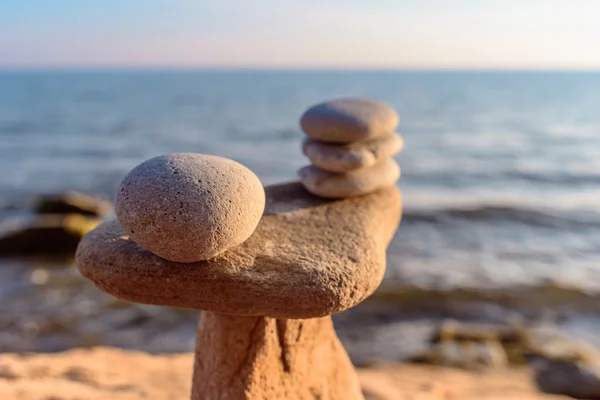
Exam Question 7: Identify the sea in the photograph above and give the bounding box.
[1,70,600,358]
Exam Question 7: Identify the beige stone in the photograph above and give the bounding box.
[77,179,401,399]
[115,153,265,263]
[300,98,399,143]
[192,313,363,400]
[299,159,400,199]
[302,133,404,172]
[76,182,402,319]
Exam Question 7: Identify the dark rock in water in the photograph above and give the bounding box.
[409,320,600,376]
[527,331,600,398]
[0,214,100,257]
[34,192,112,217]
[531,358,600,399]
[369,283,600,315]
[410,320,516,370]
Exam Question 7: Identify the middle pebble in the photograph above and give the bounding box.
[302,133,403,173]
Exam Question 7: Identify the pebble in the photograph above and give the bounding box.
[298,158,400,199]
[300,98,399,143]
[302,133,403,172]
[115,153,265,263]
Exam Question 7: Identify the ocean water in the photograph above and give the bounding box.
[2,70,600,353]
[2,70,600,289]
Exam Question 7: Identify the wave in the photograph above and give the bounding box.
[402,170,600,187]
[402,205,600,229]
[506,171,600,185]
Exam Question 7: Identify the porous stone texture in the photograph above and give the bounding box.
[300,98,399,143]
[115,153,265,263]
[299,159,400,199]
[76,182,402,319]
[192,313,363,400]
[302,133,404,172]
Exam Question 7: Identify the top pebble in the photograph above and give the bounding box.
[300,98,399,143]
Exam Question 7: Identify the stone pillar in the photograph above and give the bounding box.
[192,313,363,400]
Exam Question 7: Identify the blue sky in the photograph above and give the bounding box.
[1,0,599,69]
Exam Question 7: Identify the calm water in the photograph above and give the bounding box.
[2,71,600,353]
[2,70,600,290]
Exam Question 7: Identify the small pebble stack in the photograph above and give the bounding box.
[298,98,403,199]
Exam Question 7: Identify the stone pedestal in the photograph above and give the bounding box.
[76,182,402,399]
[192,312,362,400]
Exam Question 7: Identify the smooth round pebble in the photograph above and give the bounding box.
[298,158,400,199]
[115,153,265,263]
[300,98,399,143]
[302,133,404,172]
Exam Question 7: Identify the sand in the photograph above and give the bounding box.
[0,347,569,400]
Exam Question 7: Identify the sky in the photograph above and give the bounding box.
[1,0,599,70]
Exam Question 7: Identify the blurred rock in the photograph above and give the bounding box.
[410,320,516,370]
[34,191,112,217]
[0,214,100,257]
[531,358,600,399]
[410,320,600,377]
[527,334,600,398]
[369,283,600,315]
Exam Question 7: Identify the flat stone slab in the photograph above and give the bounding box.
[76,182,401,319]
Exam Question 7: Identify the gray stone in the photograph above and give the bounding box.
[299,159,400,199]
[532,358,600,399]
[302,134,403,173]
[115,153,265,263]
[300,98,399,143]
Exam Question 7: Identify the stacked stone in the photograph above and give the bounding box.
[114,153,265,263]
[76,101,404,400]
[298,98,403,199]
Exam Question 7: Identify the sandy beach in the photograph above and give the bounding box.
[0,347,569,400]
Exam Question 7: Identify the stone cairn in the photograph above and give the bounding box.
[298,98,403,198]
[75,98,402,400]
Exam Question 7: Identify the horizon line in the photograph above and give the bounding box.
[1,66,600,74]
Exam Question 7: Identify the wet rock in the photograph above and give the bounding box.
[0,214,101,257]
[531,358,600,399]
[409,318,600,390]
[410,320,513,370]
[34,192,112,217]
